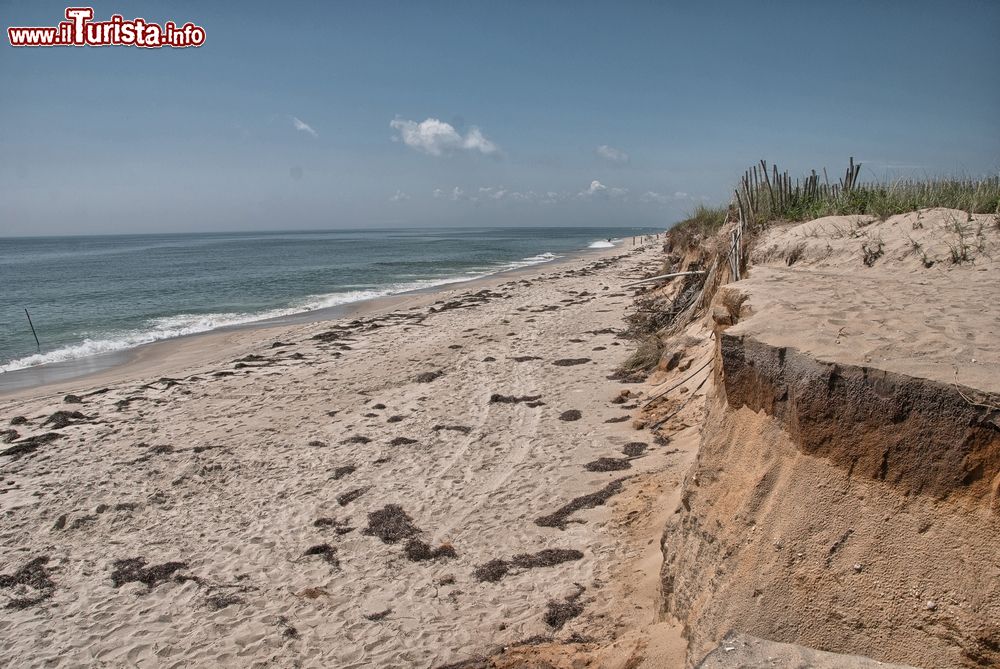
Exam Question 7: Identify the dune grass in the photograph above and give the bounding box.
[735,159,1000,230]
[668,160,1000,247]
[665,204,729,248]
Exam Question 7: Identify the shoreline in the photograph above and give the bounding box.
[0,239,645,400]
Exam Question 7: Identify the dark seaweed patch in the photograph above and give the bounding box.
[404,539,457,562]
[302,544,339,566]
[332,465,356,480]
[205,592,244,610]
[543,586,586,630]
[622,442,647,457]
[535,479,626,528]
[42,410,89,429]
[415,371,445,383]
[472,559,509,583]
[110,557,187,589]
[363,504,420,543]
[552,358,591,367]
[0,556,55,609]
[1,432,61,459]
[473,549,583,582]
[489,394,542,404]
[584,457,632,472]
[558,410,582,422]
[336,487,370,506]
[432,424,472,435]
[314,517,354,534]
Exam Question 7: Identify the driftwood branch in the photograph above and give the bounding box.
[622,271,706,288]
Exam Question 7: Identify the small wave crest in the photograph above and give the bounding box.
[588,239,617,249]
[0,252,564,374]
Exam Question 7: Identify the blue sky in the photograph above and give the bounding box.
[2,0,998,235]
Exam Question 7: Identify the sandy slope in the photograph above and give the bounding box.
[0,241,688,668]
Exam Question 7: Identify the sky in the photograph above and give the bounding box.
[1,0,998,235]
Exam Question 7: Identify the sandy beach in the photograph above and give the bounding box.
[0,239,693,668]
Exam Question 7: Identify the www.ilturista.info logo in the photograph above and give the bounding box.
[8,7,205,48]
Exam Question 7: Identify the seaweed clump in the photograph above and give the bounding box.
[489,394,542,404]
[404,539,457,562]
[302,544,339,567]
[363,504,421,543]
[1,432,62,459]
[584,457,632,472]
[473,548,583,582]
[0,556,56,609]
[110,557,187,589]
[544,586,586,630]
[535,479,627,529]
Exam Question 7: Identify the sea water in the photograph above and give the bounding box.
[1,227,655,375]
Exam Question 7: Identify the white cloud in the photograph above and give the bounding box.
[291,116,318,138]
[389,190,410,202]
[596,144,629,163]
[433,186,543,204]
[478,186,508,200]
[640,191,670,204]
[390,117,499,156]
[641,191,690,205]
[578,180,628,199]
[433,182,634,205]
[580,179,608,196]
[540,191,563,204]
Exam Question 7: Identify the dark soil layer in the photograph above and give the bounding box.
[721,334,1000,503]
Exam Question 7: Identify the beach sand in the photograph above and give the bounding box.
[0,240,689,668]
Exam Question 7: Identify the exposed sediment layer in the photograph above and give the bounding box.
[719,331,1000,508]
[661,328,1000,668]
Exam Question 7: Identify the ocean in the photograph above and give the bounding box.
[0,226,656,376]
